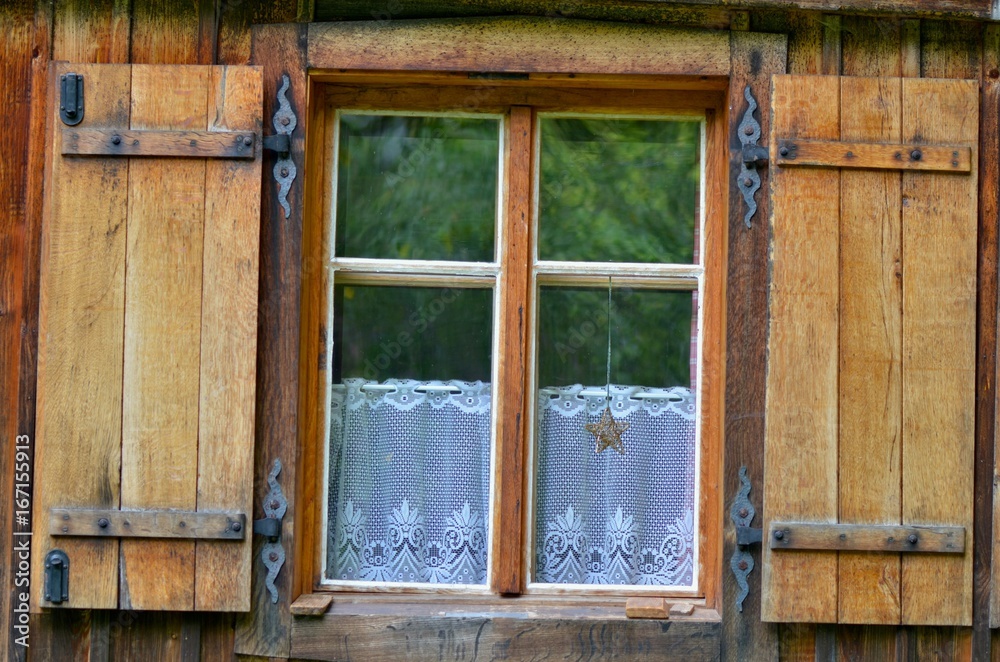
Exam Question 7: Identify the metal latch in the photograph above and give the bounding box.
[730,466,762,612]
[60,73,84,126]
[44,549,70,604]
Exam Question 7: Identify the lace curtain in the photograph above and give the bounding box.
[326,378,491,585]
[534,384,696,587]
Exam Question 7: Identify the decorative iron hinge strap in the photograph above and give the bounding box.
[253,459,287,604]
[266,75,297,220]
[737,86,768,229]
[730,466,763,613]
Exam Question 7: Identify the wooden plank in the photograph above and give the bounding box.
[52,0,129,64]
[194,65,262,612]
[62,129,257,159]
[769,523,964,553]
[625,598,669,619]
[218,0,300,65]
[774,139,970,171]
[841,16,902,78]
[291,613,720,661]
[235,22,307,659]
[492,105,531,595]
[837,75,902,625]
[900,78,978,627]
[979,23,1000,656]
[762,74,840,624]
[130,0,215,65]
[31,62,131,611]
[721,29,784,662]
[308,18,731,76]
[120,64,209,612]
[290,594,333,617]
[49,509,246,540]
[921,20,982,80]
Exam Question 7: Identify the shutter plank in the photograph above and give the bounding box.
[900,78,978,626]
[837,76,903,625]
[31,63,131,610]
[194,65,262,611]
[762,75,840,623]
[120,65,209,611]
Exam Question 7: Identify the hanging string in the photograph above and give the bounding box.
[606,276,612,402]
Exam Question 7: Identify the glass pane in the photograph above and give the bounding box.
[536,287,695,388]
[538,117,700,264]
[533,285,697,587]
[326,285,493,586]
[333,285,492,383]
[336,114,499,261]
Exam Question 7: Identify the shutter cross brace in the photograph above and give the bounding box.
[730,466,762,612]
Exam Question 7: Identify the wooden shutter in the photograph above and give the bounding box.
[31,63,262,612]
[762,75,978,626]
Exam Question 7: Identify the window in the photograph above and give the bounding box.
[304,77,725,605]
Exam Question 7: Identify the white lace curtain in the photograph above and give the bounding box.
[534,384,696,587]
[326,379,696,588]
[326,378,491,585]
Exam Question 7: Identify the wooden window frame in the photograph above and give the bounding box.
[294,19,729,619]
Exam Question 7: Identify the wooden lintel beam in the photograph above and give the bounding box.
[769,522,965,553]
[50,508,246,540]
[775,139,972,172]
[62,129,257,159]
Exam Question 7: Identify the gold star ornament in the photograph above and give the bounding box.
[586,405,630,454]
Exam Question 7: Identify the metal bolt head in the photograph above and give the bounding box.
[269,551,279,562]
[743,125,754,136]
[280,116,291,126]
[111,135,121,145]
[280,167,289,178]
[910,149,922,161]
[231,521,242,532]
[773,530,785,541]
[98,518,109,529]
[270,500,280,509]
[243,136,253,146]
[908,534,918,545]
[743,177,753,187]
[779,146,789,157]
[738,508,749,518]
[738,560,748,571]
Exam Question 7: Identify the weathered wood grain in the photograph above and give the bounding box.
[130,0,215,65]
[492,105,531,595]
[774,139,970,171]
[900,77,978,627]
[721,29,785,662]
[308,18,731,76]
[290,594,333,616]
[291,613,720,661]
[53,0,130,64]
[762,75,840,624]
[625,597,668,619]
[49,509,246,540]
[62,128,257,158]
[235,22,308,659]
[837,75,902,625]
[120,64,209,611]
[32,62,131,611]
[218,0,304,65]
[194,64,263,612]
[769,523,964,553]
[841,16,901,77]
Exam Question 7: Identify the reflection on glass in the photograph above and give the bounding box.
[536,287,695,388]
[332,285,492,383]
[326,284,494,586]
[336,114,499,262]
[539,117,700,264]
[533,285,697,587]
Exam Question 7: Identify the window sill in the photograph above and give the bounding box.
[289,593,721,661]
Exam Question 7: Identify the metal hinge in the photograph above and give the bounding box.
[265,75,297,220]
[737,86,768,229]
[730,466,762,612]
[253,459,287,604]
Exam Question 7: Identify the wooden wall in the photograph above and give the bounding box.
[0,1,998,660]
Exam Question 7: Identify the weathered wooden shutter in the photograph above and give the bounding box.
[32,62,262,612]
[762,75,977,626]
